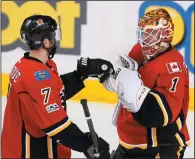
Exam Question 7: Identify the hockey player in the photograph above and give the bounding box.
[103,8,190,158]
[1,15,114,159]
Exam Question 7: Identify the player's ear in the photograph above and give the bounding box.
[43,39,50,48]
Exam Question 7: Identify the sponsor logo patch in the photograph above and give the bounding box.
[35,70,50,81]
[46,103,59,113]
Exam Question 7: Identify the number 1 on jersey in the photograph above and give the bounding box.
[170,77,179,92]
[41,87,51,105]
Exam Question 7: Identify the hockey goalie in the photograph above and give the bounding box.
[103,8,191,159]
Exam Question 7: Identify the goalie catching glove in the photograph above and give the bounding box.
[116,54,138,70]
[103,55,150,112]
[77,57,114,82]
[103,54,138,92]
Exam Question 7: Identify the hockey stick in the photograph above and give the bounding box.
[80,99,100,158]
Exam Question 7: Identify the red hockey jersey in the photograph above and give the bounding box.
[1,53,71,158]
[117,43,190,149]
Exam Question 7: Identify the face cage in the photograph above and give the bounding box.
[137,26,163,48]
[51,26,62,42]
[21,26,62,45]
[144,47,161,60]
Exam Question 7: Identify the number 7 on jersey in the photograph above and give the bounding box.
[41,87,51,105]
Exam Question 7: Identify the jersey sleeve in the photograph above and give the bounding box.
[132,63,188,128]
[18,72,91,152]
[47,59,85,100]
[128,43,144,64]
[60,70,85,99]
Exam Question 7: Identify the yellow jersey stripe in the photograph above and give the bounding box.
[151,128,158,147]
[47,120,72,137]
[119,138,147,149]
[25,133,30,158]
[47,137,53,158]
[175,133,185,146]
[176,118,182,130]
[177,146,183,158]
[156,153,160,158]
[150,92,169,126]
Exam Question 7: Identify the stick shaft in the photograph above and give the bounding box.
[81,99,99,154]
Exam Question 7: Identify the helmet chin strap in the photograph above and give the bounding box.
[48,46,57,59]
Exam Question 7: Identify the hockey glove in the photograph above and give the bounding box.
[116,69,151,112]
[103,62,150,112]
[77,57,114,82]
[102,55,138,92]
[116,54,138,71]
[103,60,128,92]
[83,132,110,159]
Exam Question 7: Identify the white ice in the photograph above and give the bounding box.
[1,98,194,158]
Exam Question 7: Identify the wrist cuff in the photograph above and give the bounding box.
[136,85,150,108]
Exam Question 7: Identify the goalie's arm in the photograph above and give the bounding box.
[109,69,185,128]
[132,73,185,128]
[131,89,173,127]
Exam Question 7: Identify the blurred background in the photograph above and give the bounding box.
[1,1,194,158]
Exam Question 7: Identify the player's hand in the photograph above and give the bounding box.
[83,133,110,159]
[77,57,114,82]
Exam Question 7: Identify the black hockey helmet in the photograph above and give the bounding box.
[20,15,61,58]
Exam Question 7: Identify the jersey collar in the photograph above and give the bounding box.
[24,52,43,64]
[24,52,55,72]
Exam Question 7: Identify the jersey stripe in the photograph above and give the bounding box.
[149,92,169,126]
[175,133,185,146]
[25,133,30,158]
[43,117,69,133]
[156,153,160,158]
[151,128,158,147]
[176,118,182,131]
[46,120,72,137]
[119,137,147,149]
[47,137,53,158]
[177,146,183,158]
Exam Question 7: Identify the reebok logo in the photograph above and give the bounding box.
[138,87,146,100]
[81,57,88,66]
